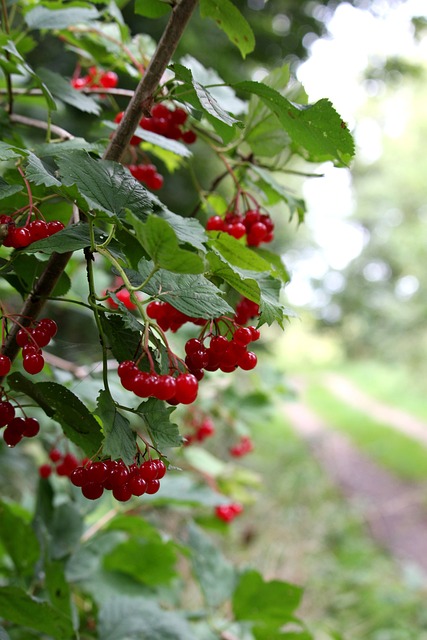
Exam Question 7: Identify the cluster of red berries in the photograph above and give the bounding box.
[229,435,254,457]
[184,325,259,379]
[215,502,243,523]
[16,318,58,375]
[206,209,274,247]
[127,163,163,190]
[234,297,260,326]
[184,414,215,446]
[146,300,205,333]
[118,361,199,405]
[39,448,80,479]
[0,215,65,249]
[71,66,118,90]
[114,103,196,146]
[69,457,167,502]
[0,400,40,447]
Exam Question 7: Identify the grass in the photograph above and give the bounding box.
[227,412,427,640]
[304,382,427,481]
[335,359,427,423]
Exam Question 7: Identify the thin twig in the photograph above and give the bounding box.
[10,114,74,140]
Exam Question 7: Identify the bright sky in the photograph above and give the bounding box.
[284,0,427,307]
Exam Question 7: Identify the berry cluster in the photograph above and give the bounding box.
[0,215,65,249]
[127,163,164,190]
[114,103,196,146]
[39,448,80,479]
[71,66,118,90]
[70,457,166,502]
[184,325,260,379]
[234,297,260,326]
[215,502,243,523]
[0,401,40,447]
[118,361,199,405]
[146,300,205,333]
[229,435,254,457]
[16,318,58,375]
[206,209,274,247]
[183,414,215,446]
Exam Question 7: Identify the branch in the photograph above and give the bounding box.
[10,114,74,140]
[104,0,199,162]
[0,0,199,383]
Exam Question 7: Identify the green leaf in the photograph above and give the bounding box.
[127,212,204,273]
[249,165,306,223]
[103,538,177,585]
[99,313,142,363]
[133,125,192,157]
[44,560,74,622]
[98,596,197,640]
[106,514,163,540]
[199,0,255,59]
[137,398,182,449]
[187,522,236,608]
[134,0,171,18]
[0,501,40,577]
[50,502,84,559]
[135,259,234,319]
[36,138,105,157]
[1,37,56,110]
[193,80,242,127]
[0,141,25,161]
[7,373,103,457]
[254,247,290,284]
[37,68,101,115]
[25,152,61,187]
[233,569,303,626]
[0,587,74,640]
[56,151,152,219]
[237,81,355,165]
[25,4,100,30]
[0,177,23,200]
[157,209,207,252]
[95,390,137,464]
[209,231,278,274]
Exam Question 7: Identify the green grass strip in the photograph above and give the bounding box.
[305,382,427,481]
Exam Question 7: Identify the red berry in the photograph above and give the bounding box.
[22,417,40,438]
[7,416,26,434]
[150,103,171,119]
[181,130,197,144]
[112,483,133,502]
[145,479,160,494]
[100,71,118,88]
[129,476,147,496]
[49,448,62,463]
[0,355,11,376]
[238,351,257,371]
[3,426,23,447]
[206,216,224,231]
[170,107,188,125]
[82,483,104,500]
[233,327,253,346]
[23,353,45,375]
[70,466,87,487]
[154,459,167,479]
[0,400,15,427]
[39,464,52,479]
[247,222,267,246]
[28,220,49,241]
[46,220,65,236]
[147,173,163,190]
[31,328,51,348]
[85,461,108,484]
[37,318,57,338]
[174,373,198,405]
[10,226,31,248]
[155,375,177,401]
[16,328,30,347]
[139,460,159,482]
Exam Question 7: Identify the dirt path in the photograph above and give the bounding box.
[283,398,427,574]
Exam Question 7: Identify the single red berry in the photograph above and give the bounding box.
[16,328,30,347]
[154,459,167,479]
[31,328,51,348]
[238,351,257,371]
[174,373,198,405]
[10,226,32,248]
[108,463,129,488]
[46,221,65,236]
[39,463,53,479]
[145,479,160,495]
[82,483,104,500]
[206,216,224,231]
[170,107,188,125]
[85,461,108,484]
[3,426,23,447]
[155,374,177,401]
[112,483,133,502]
[22,417,40,438]
[71,77,89,89]
[70,466,87,487]
[233,327,253,346]
[49,448,62,463]
[129,476,147,496]
[100,70,118,88]
[28,219,49,241]
[181,130,197,144]
[0,355,11,377]
[147,172,164,190]
[0,400,15,427]
[228,223,246,239]
[23,353,45,375]
[247,222,268,246]
[139,460,159,482]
